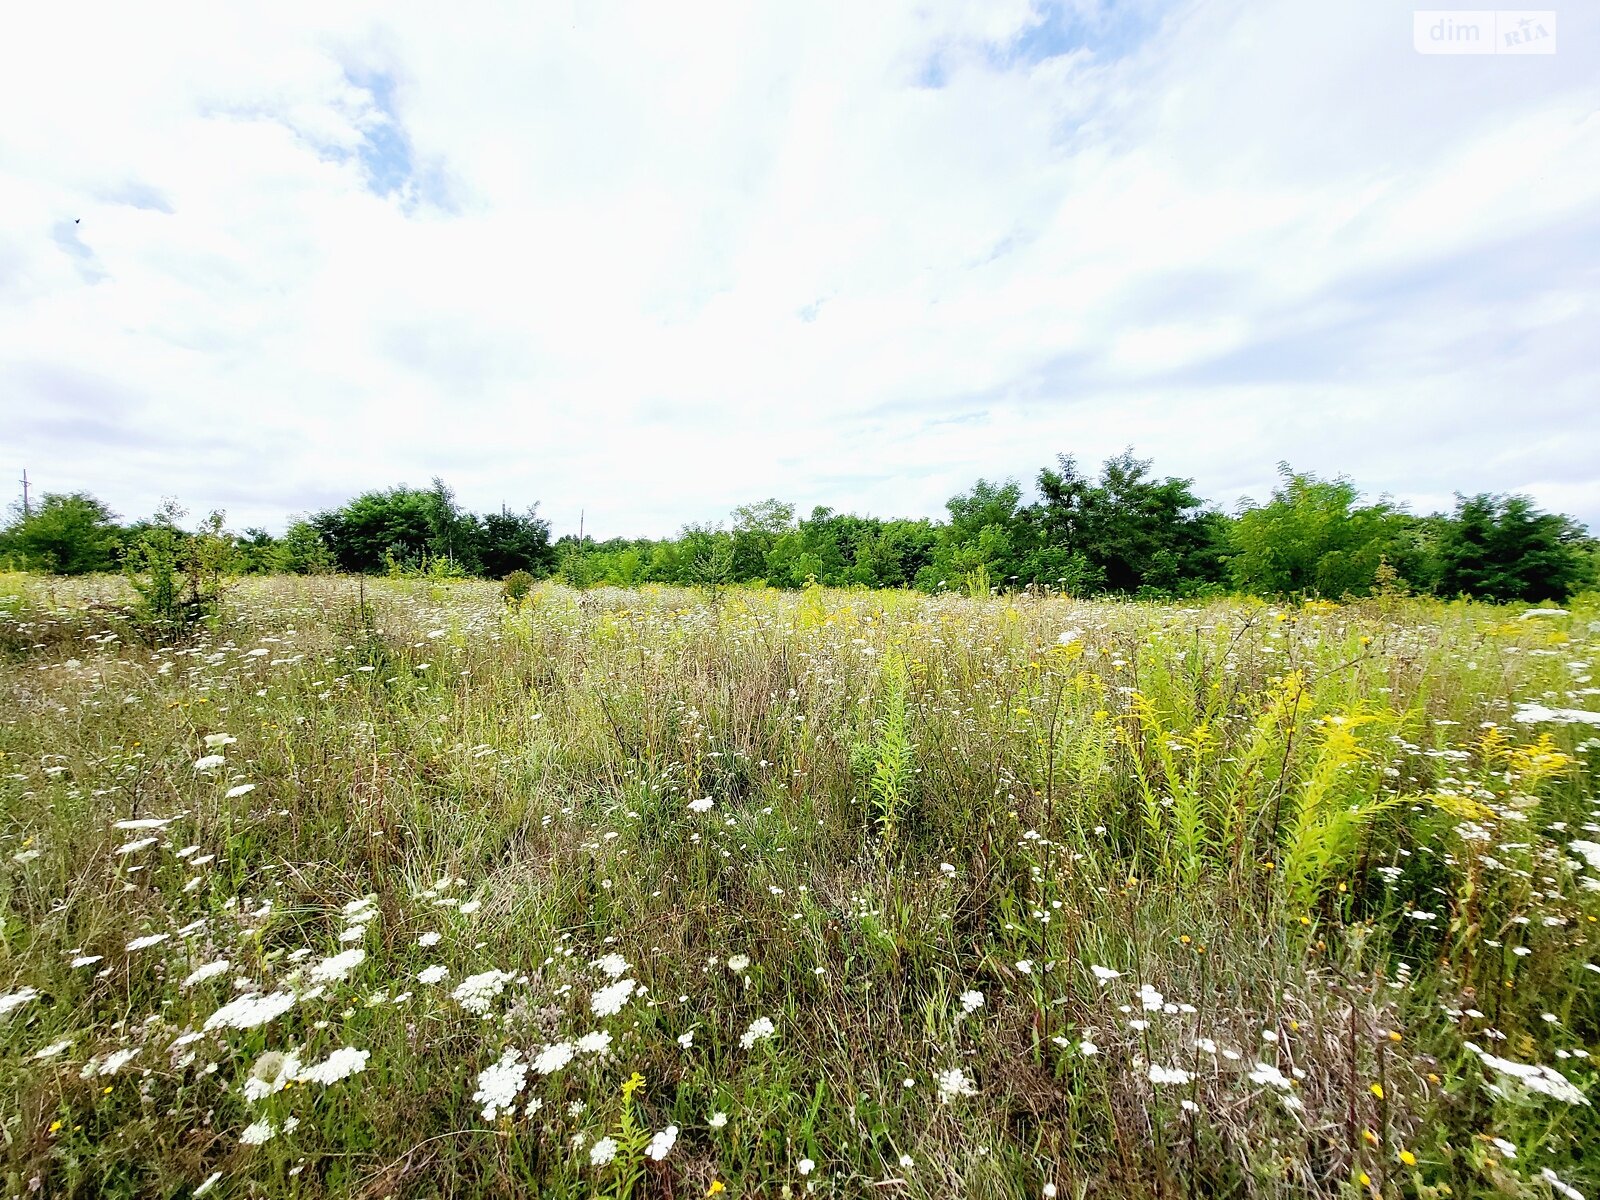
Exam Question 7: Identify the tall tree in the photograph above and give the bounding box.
[1433,493,1589,602]
[1227,466,1408,597]
[1,492,122,574]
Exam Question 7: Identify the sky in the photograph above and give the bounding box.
[2,1,1597,539]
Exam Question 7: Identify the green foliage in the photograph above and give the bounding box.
[501,569,534,604]
[1431,493,1590,602]
[1227,465,1410,597]
[0,492,122,573]
[121,500,229,642]
[855,651,915,849]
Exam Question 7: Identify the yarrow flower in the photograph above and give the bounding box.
[1090,965,1121,984]
[473,1049,527,1119]
[576,1030,612,1055]
[688,797,714,813]
[936,1067,977,1103]
[193,755,226,772]
[590,1136,619,1166]
[418,965,448,985]
[960,989,985,1014]
[417,931,442,947]
[126,933,170,951]
[594,953,630,979]
[740,1017,776,1049]
[726,954,750,973]
[1149,1065,1194,1086]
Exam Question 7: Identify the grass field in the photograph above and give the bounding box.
[1,574,1596,1199]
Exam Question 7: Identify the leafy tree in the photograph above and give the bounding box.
[917,479,1030,590]
[1227,466,1408,597]
[1,492,122,573]
[1024,450,1224,594]
[477,506,556,578]
[729,499,796,581]
[313,486,449,573]
[1432,494,1589,602]
[274,520,337,574]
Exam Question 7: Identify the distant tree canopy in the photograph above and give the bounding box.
[308,480,555,577]
[0,492,123,574]
[3,455,1594,603]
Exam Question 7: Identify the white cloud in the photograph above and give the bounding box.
[2,0,1596,537]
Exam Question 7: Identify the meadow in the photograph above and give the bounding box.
[0,573,1596,1199]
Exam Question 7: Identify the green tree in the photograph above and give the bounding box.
[477,506,556,578]
[1,492,123,573]
[1227,466,1408,597]
[1432,494,1589,602]
[1023,450,1224,595]
[917,479,1030,591]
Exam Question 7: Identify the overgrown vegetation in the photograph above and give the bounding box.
[4,453,1595,603]
[1,575,1596,1198]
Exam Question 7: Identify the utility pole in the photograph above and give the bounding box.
[18,469,30,519]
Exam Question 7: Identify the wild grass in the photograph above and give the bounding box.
[0,575,1596,1199]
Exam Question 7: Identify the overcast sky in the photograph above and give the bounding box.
[2,1,1596,538]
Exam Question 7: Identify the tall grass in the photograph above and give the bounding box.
[0,576,1595,1198]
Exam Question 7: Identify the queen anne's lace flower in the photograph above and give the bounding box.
[205,991,297,1031]
[182,960,231,988]
[532,1041,576,1075]
[590,978,637,1017]
[452,970,512,1014]
[297,1046,368,1086]
[309,948,365,983]
[473,1049,527,1119]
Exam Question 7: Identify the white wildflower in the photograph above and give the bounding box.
[590,1136,619,1166]
[204,991,298,1031]
[936,1067,977,1102]
[532,1041,576,1075]
[183,960,231,988]
[960,989,985,1014]
[591,978,637,1017]
[646,1125,678,1161]
[296,1046,368,1086]
[309,948,366,983]
[452,970,512,1014]
[740,1016,776,1049]
[0,987,40,1018]
[473,1049,527,1120]
[1149,1065,1194,1085]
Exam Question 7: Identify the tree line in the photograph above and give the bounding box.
[3,452,1594,602]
